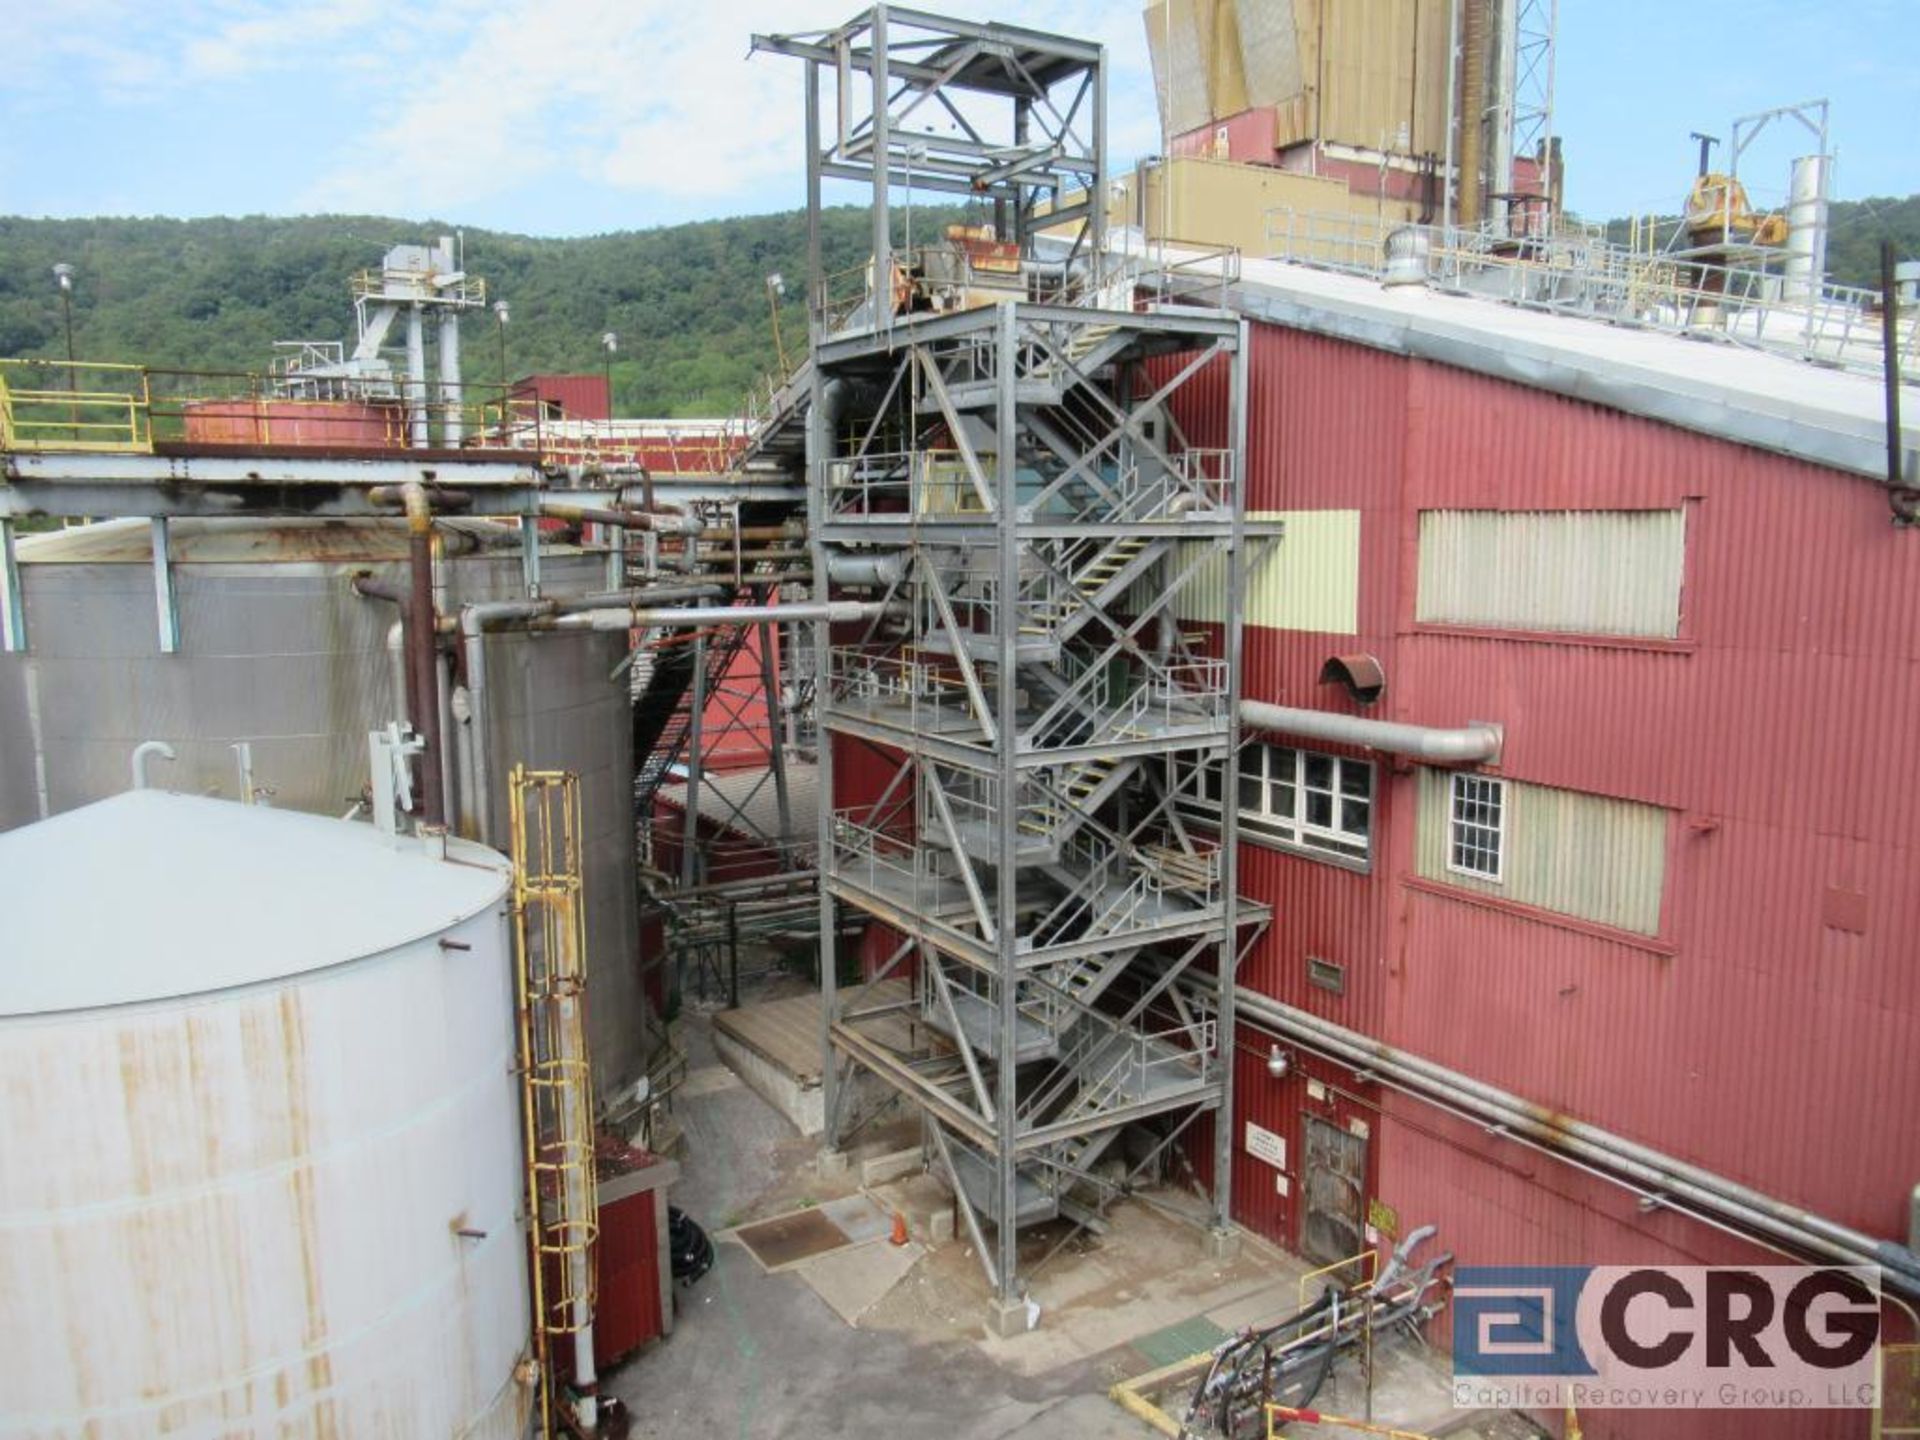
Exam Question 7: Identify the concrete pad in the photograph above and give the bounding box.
[820,1192,891,1245]
[799,1238,926,1326]
[1203,1277,1306,1333]
[678,1063,744,1098]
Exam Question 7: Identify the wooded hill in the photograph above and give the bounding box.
[2,194,1914,417]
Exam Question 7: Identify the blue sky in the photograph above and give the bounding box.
[2,2,1913,235]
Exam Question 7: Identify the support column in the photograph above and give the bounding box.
[406,305,429,448]
[1210,319,1251,1246]
[991,300,1023,1314]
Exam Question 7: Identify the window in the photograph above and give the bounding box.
[1448,774,1505,880]
[1173,744,1373,866]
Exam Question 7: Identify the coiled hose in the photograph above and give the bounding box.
[668,1206,714,1287]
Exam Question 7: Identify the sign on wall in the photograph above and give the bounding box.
[1244,1121,1286,1169]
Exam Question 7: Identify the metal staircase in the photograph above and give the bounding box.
[814,297,1251,1316]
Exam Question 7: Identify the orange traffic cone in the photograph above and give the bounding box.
[890,1211,909,1246]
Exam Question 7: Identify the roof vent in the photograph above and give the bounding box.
[1383,228,1431,289]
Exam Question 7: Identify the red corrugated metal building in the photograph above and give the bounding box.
[1155,262,1920,1439]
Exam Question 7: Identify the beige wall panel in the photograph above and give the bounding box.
[1416,509,1688,639]
[1165,509,1359,634]
[1416,772,1670,937]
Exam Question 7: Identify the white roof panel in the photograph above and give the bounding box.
[0,791,510,1016]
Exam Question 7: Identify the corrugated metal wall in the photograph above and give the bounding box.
[1153,316,1920,1390]
[1416,508,1688,638]
[1412,771,1670,936]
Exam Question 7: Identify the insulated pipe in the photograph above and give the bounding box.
[539,501,705,535]
[1240,699,1502,766]
[1233,988,1920,1301]
[384,621,411,731]
[389,483,446,829]
[129,740,176,791]
[826,551,910,588]
[543,600,896,634]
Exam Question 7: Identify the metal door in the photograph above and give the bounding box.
[1301,1114,1368,1266]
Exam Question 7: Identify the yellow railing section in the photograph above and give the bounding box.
[0,360,154,453]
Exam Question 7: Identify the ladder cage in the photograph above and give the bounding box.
[509,766,600,1434]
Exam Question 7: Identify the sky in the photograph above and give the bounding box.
[1,1,1914,236]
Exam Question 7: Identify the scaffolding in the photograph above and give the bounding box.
[758,6,1265,1324]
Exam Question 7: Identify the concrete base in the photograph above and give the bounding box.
[985,1296,1032,1339]
[860,1145,922,1188]
[1202,1225,1242,1263]
[816,1147,851,1178]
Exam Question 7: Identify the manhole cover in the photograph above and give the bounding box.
[734,1208,853,1270]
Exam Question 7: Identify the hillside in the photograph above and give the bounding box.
[2,195,1915,417]
[0,208,960,418]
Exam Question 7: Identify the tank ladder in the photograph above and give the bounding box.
[509,766,601,1437]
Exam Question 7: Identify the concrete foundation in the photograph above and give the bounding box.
[986,1296,1032,1339]
[1202,1226,1242,1263]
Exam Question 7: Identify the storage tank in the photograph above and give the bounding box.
[0,517,643,1091]
[0,790,530,1437]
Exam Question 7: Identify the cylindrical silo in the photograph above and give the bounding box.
[0,517,643,1092]
[0,790,530,1437]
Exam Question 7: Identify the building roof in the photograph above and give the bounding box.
[656,761,819,853]
[0,791,509,1016]
[1219,250,1917,484]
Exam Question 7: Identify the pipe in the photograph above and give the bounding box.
[130,740,176,791]
[1233,988,1920,1300]
[539,501,704,534]
[1240,699,1501,765]
[542,599,895,634]
[384,620,412,731]
[826,551,910,588]
[398,483,446,829]
[1442,0,1460,231]
[1457,0,1487,227]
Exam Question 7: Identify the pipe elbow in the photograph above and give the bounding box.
[130,740,177,791]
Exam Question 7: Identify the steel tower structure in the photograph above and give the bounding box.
[757,8,1261,1328]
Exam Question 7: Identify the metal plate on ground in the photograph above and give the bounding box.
[734,1208,853,1269]
[1132,1314,1231,1368]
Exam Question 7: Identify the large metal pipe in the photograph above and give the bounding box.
[1489,0,1518,230]
[1457,0,1488,227]
[826,551,909,587]
[544,599,894,634]
[1240,699,1501,765]
[1233,988,1920,1300]
[399,484,446,829]
[438,311,464,446]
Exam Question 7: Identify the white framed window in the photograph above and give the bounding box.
[1448,773,1505,881]
[1172,744,1373,866]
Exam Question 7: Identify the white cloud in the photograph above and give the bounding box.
[7,0,1167,225]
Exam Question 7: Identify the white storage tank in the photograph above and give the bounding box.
[0,789,532,1438]
[0,516,644,1095]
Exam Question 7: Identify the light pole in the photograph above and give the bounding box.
[765,273,788,374]
[600,331,618,418]
[52,264,77,438]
